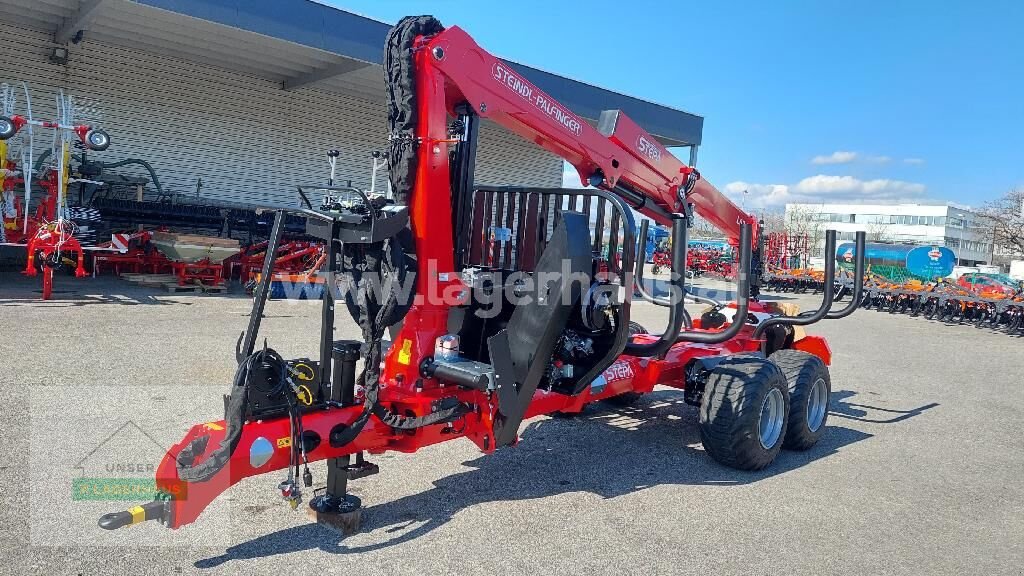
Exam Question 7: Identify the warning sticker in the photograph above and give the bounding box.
[397,339,413,365]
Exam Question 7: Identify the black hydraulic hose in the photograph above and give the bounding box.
[624,213,690,357]
[675,222,753,344]
[753,230,838,339]
[33,150,164,197]
[92,158,164,196]
[826,231,866,319]
[633,219,692,328]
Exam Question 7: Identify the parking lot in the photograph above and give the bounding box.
[1,272,1022,575]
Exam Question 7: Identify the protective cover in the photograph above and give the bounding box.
[384,15,444,205]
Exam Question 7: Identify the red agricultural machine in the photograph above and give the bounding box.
[0,83,112,299]
[98,17,865,534]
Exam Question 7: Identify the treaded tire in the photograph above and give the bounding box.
[768,349,831,451]
[699,357,789,470]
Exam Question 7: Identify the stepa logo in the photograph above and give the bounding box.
[843,249,854,263]
[72,420,185,501]
[637,135,662,163]
[928,247,941,261]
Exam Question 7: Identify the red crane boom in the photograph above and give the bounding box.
[424,25,758,243]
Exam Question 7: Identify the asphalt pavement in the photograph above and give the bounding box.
[0,271,1021,575]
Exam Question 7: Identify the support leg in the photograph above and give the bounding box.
[308,340,364,534]
[42,266,53,300]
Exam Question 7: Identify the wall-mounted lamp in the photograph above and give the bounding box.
[49,47,69,65]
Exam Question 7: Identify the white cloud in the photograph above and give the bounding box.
[903,157,926,165]
[811,151,894,165]
[724,174,927,209]
[811,151,858,165]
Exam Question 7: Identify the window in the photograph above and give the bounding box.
[934,216,946,226]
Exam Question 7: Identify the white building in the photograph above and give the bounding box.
[785,202,993,265]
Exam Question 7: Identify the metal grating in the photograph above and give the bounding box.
[463,186,630,274]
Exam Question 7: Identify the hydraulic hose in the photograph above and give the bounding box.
[32,150,164,197]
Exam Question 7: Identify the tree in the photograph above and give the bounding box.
[784,205,826,265]
[982,188,1024,257]
[865,220,892,242]
[759,210,786,235]
[691,214,726,239]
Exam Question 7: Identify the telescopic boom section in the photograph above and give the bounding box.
[422,26,757,243]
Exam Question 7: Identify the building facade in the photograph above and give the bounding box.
[0,1,703,208]
[785,202,994,265]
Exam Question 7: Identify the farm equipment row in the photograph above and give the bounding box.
[763,267,847,298]
[765,266,1024,335]
[857,275,1024,334]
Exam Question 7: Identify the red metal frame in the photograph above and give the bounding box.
[141,23,830,530]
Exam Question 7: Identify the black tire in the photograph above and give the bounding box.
[0,115,16,140]
[924,300,938,319]
[699,357,789,470]
[768,350,831,451]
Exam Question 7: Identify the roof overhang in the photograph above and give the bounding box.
[0,0,703,146]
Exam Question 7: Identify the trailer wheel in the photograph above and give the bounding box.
[769,350,831,451]
[699,357,789,470]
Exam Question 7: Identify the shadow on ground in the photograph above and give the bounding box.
[196,387,936,567]
[0,270,252,306]
[0,292,194,307]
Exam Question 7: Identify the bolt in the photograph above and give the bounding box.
[479,102,487,112]
[432,46,445,60]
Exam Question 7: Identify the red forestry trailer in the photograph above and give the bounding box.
[99,16,866,533]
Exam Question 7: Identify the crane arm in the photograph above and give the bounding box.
[422,25,757,243]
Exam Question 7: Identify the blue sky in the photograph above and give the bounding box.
[330,1,1023,211]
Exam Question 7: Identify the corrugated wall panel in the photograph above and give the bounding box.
[0,22,562,208]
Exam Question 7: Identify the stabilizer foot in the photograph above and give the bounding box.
[307,493,362,535]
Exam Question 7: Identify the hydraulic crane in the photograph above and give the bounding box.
[99,16,865,533]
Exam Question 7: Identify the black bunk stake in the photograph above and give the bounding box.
[238,210,285,362]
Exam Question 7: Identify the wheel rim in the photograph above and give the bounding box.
[806,377,828,433]
[758,388,786,449]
